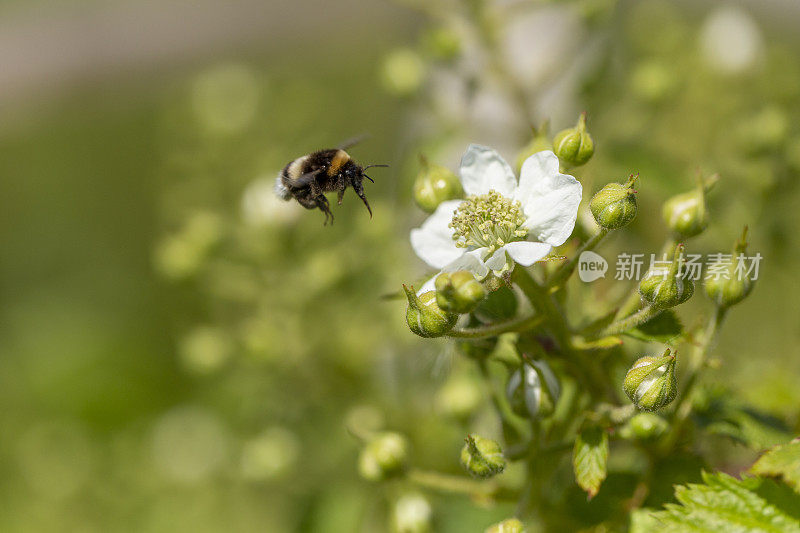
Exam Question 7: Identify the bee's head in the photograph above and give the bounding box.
[347,162,387,218]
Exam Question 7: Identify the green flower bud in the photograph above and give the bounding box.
[392,492,432,533]
[553,112,594,166]
[623,350,677,411]
[404,285,458,338]
[413,155,463,213]
[589,174,638,229]
[381,48,426,97]
[422,26,461,62]
[460,434,506,479]
[662,173,718,238]
[639,244,694,309]
[506,359,560,419]
[486,518,525,533]
[515,122,552,172]
[620,412,669,441]
[435,270,487,314]
[358,432,410,481]
[435,375,483,420]
[704,227,755,308]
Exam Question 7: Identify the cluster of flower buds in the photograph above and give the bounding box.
[403,285,458,338]
[358,432,410,481]
[460,434,506,479]
[553,112,594,167]
[505,359,560,419]
[623,349,678,411]
[704,227,755,308]
[590,174,638,229]
[662,173,719,238]
[435,270,487,314]
[639,244,694,309]
[485,518,525,533]
[413,155,463,213]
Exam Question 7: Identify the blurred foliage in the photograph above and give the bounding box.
[1,0,800,531]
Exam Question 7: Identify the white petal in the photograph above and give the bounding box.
[416,276,437,296]
[442,248,489,279]
[484,248,508,271]
[409,200,463,269]
[515,151,582,247]
[504,241,552,266]
[459,144,517,197]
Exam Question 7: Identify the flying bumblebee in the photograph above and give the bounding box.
[274,139,387,225]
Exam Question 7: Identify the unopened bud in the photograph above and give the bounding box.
[662,173,718,238]
[639,244,694,309]
[704,227,755,308]
[435,270,486,313]
[358,432,410,481]
[413,155,463,213]
[392,492,433,533]
[460,434,506,479]
[620,412,669,441]
[485,518,525,533]
[553,112,594,166]
[506,359,560,419]
[515,122,552,172]
[590,174,638,229]
[623,350,677,411]
[404,285,457,338]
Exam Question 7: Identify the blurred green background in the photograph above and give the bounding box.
[1,0,799,531]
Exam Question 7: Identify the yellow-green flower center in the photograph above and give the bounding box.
[449,190,528,255]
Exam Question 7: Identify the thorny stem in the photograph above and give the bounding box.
[446,313,544,339]
[547,227,610,291]
[599,305,661,337]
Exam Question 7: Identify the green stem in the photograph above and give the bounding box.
[659,306,727,454]
[599,306,660,337]
[446,313,544,339]
[547,228,610,291]
[407,468,497,496]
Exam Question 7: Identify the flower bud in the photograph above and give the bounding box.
[381,48,426,97]
[704,227,755,308]
[662,173,718,238]
[639,244,694,309]
[413,155,463,213]
[506,359,560,419]
[358,432,410,481]
[515,122,552,172]
[422,26,461,62]
[620,412,669,441]
[392,492,432,533]
[460,434,506,479]
[553,112,594,166]
[404,285,458,338]
[589,174,638,229]
[485,518,525,533]
[435,270,487,314]
[623,350,677,411]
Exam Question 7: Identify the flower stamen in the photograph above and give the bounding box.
[449,190,528,255]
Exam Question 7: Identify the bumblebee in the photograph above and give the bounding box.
[274,140,387,224]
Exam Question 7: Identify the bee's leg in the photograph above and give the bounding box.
[317,195,334,225]
[337,188,346,205]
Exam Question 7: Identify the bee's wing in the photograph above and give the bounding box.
[338,133,369,151]
[284,169,322,188]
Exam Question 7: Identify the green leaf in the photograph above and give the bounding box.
[751,440,800,493]
[623,309,683,343]
[644,472,800,532]
[573,426,608,499]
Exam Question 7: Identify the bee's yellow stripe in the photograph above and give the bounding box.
[328,150,349,176]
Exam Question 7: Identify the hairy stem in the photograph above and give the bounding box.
[599,305,660,337]
[446,313,544,339]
